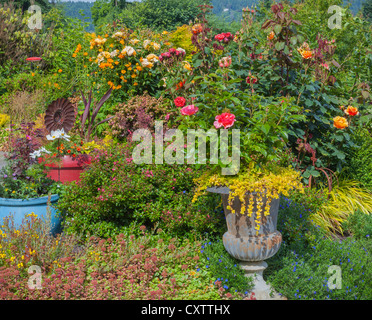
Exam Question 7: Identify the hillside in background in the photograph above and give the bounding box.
[59,0,95,31]
[59,0,369,31]
[211,0,368,21]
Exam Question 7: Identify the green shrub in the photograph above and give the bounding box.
[56,143,223,239]
[347,128,372,191]
[168,25,196,61]
[342,210,372,240]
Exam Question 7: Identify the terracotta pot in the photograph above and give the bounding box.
[207,186,282,262]
[39,155,90,184]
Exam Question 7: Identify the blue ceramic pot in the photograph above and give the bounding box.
[0,194,62,235]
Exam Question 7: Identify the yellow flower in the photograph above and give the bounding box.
[31,72,35,77]
[333,116,348,129]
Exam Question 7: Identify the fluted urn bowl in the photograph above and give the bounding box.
[207,186,282,262]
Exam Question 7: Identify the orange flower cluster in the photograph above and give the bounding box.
[333,105,360,129]
[267,31,275,40]
[72,44,82,58]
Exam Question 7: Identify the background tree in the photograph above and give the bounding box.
[0,0,51,12]
[363,0,372,21]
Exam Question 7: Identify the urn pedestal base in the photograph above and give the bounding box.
[240,261,286,300]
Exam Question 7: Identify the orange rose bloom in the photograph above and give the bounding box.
[333,116,348,129]
[344,106,359,116]
[301,50,312,59]
[192,24,203,35]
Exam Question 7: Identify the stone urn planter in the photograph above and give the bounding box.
[39,155,91,184]
[207,186,285,300]
[0,194,62,236]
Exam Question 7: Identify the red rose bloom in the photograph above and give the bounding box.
[214,113,236,129]
[215,34,225,42]
[174,96,186,107]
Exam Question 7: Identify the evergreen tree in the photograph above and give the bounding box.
[0,0,51,13]
[363,0,372,21]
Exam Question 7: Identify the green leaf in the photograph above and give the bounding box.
[274,24,282,34]
[261,124,271,135]
[290,36,297,46]
[275,42,285,51]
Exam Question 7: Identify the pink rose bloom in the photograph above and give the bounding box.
[180,105,198,116]
[219,56,231,68]
[214,113,236,129]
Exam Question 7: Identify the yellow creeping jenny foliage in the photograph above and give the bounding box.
[193,166,304,235]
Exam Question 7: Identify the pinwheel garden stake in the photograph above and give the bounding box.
[44,99,76,182]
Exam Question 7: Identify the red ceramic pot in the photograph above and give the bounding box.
[39,155,91,183]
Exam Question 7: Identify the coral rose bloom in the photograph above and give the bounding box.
[345,106,359,116]
[214,113,236,129]
[174,96,186,107]
[180,105,198,116]
[333,116,348,129]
